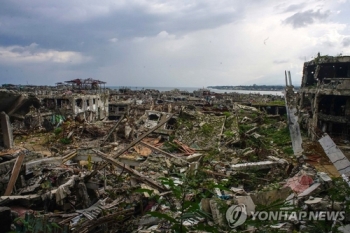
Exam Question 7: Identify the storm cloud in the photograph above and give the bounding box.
[283,9,330,28]
[0,0,350,86]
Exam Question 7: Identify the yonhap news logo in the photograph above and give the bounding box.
[226,204,247,228]
[226,204,345,229]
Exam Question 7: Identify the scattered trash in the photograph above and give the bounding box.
[0,83,349,232]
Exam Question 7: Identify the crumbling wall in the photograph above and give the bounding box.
[299,55,350,140]
[0,150,43,195]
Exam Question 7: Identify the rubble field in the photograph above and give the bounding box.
[0,83,350,233]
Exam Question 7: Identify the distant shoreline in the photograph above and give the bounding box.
[108,86,284,96]
[207,85,299,91]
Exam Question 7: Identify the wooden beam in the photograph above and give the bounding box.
[203,170,229,178]
[92,149,166,192]
[139,141,189,164]
[62,150,77,160]
[4,153,25,196]
[100,114,125,146]
[86,114,174,180]
[113,114,174,159]
[62,152,77,164]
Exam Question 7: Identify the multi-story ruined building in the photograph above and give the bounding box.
[298,55,350,140]
[108,101,130,120]
[0,78,109,130]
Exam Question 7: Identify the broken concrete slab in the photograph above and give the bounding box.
[304,197,323,205]
[298,183,321,198]
[231,161,280,171]
[25,157,63,175]
[1,112,13,149]
[251,187,291,206]
[186,153,202,162]
[338,224,350,233]
[209,199,226,227]
[319,134,350,176]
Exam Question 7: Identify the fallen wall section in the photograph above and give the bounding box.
[318,134,350,176]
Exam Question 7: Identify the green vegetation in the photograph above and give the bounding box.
[141,172,223,233]
[283,147,294,155]
[53,127,62,136]
[177,115,194,130]
[164,136,180,152]
[224,116,236,128]
[223,111,231,118]
[200,123,214,135]
[203,148,219,162]
[238,115,293,156]
[60,137,71,144]
[253,100,285,106]
[137,170,350,232]
[260,126,291,147]
[223,130,235,138]
[239,124,254,133]
[13,215,61,233]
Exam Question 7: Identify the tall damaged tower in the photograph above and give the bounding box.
[298,55,350,140]
[284,71,303,156]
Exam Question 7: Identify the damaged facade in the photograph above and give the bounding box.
[298,55,350,140]
[0,78,109,132]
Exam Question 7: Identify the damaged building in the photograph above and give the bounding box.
[108,101,130,120]
[2,73,350,233]
[298,55,350,140]
[0,78,109,132]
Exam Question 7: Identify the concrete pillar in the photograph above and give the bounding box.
[299,93,305,110]
[311,94,321,140]
[285,71,288,86]
[322,122,327,132]
[345,98,350,116]
[328,122,333,133]
[72,97,76,115]
[0,112,13,149]
[330,97,335,115]
[288,71,292,86]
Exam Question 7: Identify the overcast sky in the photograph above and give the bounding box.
[1,0,350,87]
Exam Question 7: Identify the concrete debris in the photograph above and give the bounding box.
[319,133,350,176]
[210,199,226,227]
[284,71,303,156]
[1,112,13,149]
[284,172,314,193]
[251,187,291,206]
[231,160,287,171]
[297,183,322,198]
[338,224,350,233]
[0,81,349,233]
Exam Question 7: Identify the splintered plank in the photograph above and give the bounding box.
[113,114,174,159]
[140,141,189,164]
[4,153,25,196]
[100,114,125,146]
[85,115,174,181]
[92,149,167,192]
